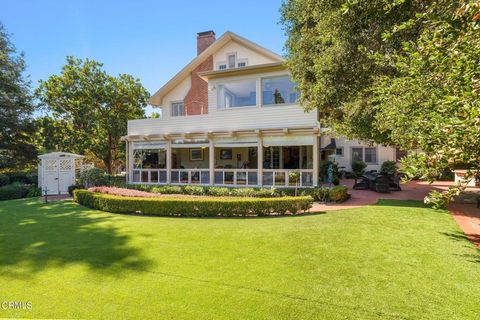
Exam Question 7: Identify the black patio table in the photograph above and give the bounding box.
[362,172,391,193]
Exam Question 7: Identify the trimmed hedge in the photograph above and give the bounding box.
[127,184,349,203]
[74,190,313,217]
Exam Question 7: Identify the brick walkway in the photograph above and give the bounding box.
[313,180,480,247]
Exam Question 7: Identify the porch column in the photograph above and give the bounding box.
[313,135,319,187]
[209,139,215,185]
[257,136,263,186]
[166,139,172,184]
[128,140,134,184]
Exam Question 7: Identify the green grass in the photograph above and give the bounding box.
[0,199,478,319]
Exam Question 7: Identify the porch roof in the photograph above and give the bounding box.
[122,126,320,142]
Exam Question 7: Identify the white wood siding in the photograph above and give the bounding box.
[128,104,318,135]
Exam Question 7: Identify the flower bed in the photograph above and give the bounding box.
[88,186,162,198]
[127,185,350,203]
[74,190,313,217]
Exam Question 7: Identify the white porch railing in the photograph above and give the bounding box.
[214,169,258,186]
[262,169,314,187]
[132,169,168,184]
[131,168,314,187]
[171,169,210,185]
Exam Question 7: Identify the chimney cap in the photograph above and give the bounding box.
[197,30,215,37]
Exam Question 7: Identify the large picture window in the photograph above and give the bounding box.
[218,79,256,108]
[351,147,363,162]
[262,76,299,105]
[351,147,377,164]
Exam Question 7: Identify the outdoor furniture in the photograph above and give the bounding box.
[353,175,369,190]
[362,172,390,193]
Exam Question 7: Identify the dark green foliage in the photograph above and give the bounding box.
[73,190,313,217]
[281,0,480,206]
[6,171,30,184]
[0,183,33,201]
[26,187,41,198]
[351,160,367,176]
[380,161,398,174]
[68,184,85,197]
[0,174,10,187]
[79,168,109,187]
[0,23,37,169]
[36,57,149,174]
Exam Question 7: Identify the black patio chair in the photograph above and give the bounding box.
[389,173,402,191]
[353,175,369,190]
[371,175,390,193]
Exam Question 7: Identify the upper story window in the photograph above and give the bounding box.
[262,76,299,105]
[218,79,256,109]
[216,53,248,70]
[171,101,185,117]
[227,54,236,69]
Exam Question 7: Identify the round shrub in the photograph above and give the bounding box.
[79,168,109,187]
[0,174,10,187]
[26,186,42,198]
[328,186,349,202]
[73,190,313,217]
[351,160,367,176]
[380,161,398,174]
[68,184,85,196]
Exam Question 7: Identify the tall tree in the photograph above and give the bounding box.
[281,0,480,207]
[0,22,37,169]
[36,57,149,173]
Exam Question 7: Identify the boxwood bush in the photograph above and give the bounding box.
[74,190,313,217]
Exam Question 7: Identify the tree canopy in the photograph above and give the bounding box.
[36,57,149,173]
[0,22,37,169]
[281,0,480,207]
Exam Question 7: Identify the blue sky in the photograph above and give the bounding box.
[1,0,287,104]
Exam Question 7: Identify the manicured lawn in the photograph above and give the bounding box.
[0,199,478,319]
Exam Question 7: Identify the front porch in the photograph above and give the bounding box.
[127,135,319,187]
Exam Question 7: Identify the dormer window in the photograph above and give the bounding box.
[238,62,246,68]
[219,64,227,70]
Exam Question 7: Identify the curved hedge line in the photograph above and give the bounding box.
[73,190,313,217]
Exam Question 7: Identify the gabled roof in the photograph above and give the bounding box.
[38,152,85,159]
[149,31,284,106]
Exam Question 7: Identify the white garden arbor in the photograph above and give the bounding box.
[38,152,85,195]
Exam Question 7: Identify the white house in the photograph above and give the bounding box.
[123,31,397,187]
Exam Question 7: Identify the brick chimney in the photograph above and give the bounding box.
[197,30,215,55]
[184,31,215,115]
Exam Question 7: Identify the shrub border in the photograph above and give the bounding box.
[73,190,313,217]
[127,184,349,203]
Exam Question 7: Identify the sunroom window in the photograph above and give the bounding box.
[218,79,256,108]
[262,76,299,105]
